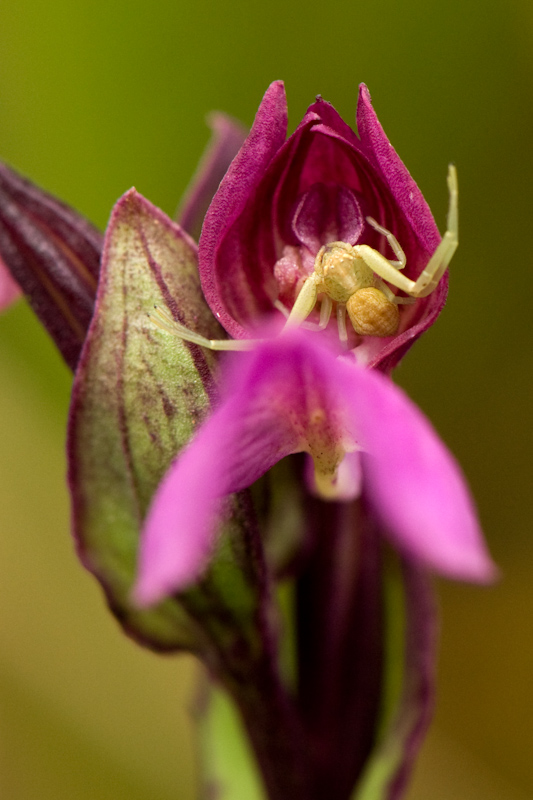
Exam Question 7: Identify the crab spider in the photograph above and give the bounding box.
[151,165,458,350]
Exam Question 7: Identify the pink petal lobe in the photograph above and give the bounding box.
[343,363,497,581]
[135,386,300,603]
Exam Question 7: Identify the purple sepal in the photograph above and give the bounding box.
[0,163,102,369]
[177,112,248,241]
[198,81,288,334]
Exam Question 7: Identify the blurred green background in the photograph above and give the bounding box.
[0,0,531,797]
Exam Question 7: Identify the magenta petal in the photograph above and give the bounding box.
[292,184,364,251]
[199,81,288,337]
[197,84,451,372]
[291,183,329,252]
[354,84,449,372]
[356,85,440,256]
[344,364,497,581]
[0,260,20,310]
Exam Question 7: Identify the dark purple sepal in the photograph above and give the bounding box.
[355,85,447,372]
[0,163,103,369]
[177,112,248,242]
[199,81,288,336]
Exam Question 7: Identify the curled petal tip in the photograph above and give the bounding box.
[446,548,499,585]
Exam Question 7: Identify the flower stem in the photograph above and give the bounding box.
[296,498,384,800]
[182,492,312,800]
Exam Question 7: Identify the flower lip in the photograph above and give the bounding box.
[134,327,496,608]
[199,82,446,372]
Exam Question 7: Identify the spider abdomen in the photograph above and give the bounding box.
[346,287,400,337]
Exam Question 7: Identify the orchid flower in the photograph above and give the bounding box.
[0,83,496,800]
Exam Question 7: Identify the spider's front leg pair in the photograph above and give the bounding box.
[151,164,458,350]
[351,164,458,301]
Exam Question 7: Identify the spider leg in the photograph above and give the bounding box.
[149,306,258,351]
[359,165,458,299]
[376,279,415,305]
[337,304,348,346]
[355,246,419,294]
[273,299,290,318]
[285,295,333,332]
[283,274,321,330]
[316,295,333,330]
[366,216,406,268]
[410,164,458,297]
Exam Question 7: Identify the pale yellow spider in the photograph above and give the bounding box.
[152,165,457,350]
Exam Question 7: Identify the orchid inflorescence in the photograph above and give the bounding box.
[0,82,495,800]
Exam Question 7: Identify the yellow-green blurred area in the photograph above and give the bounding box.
[0,0,531,797]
